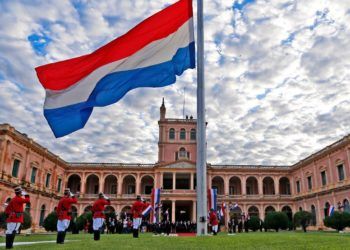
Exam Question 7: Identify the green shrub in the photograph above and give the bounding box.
[293,211,312,232]
[0,211,32,230]
[43,211,58,232]
[264,212,289,232]
[247,216,260,231]
[76,212,92,231]
[323,211,350,231]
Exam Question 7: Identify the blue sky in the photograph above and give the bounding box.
[0,0,350,165]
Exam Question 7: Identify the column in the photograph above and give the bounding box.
[172,172,176,190]
[241,176,246,195]
[190,173,194,190]
[117,175,123,196]
[136,174,141,195]
[274,176,280,195]
[224,176,229,195]
[172,200,176,222]
[99,174,104,193]
[259,204,264,220]
[258,176,263,196]
[327,155,334,184]
[81,173,86,194]
[160,172,163,188]
[192,201,196,222]
[312,161,319,189]
[316,196,322,226]
[290,176,295,196]
[346,148,350,180]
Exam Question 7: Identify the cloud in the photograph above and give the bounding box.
[0,0,349,165]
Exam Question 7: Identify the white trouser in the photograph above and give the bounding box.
[57,219,70,232]
[133,218,142,229]
[93,218,104,231]
[212,225,218,233]
[6,223,21,234]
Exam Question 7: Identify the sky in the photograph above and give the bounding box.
[0,0,350,165]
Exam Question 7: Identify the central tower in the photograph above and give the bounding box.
[157,99,197,164]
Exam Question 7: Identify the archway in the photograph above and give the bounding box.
[67,174,81,193]
[86,174,99,194]
[246,177,258,195]
[141,175,154,195]
[263,177,275,195]
[311,205,317,226]
[122,175,136,194]
[281,205,293,221]
[212,176,225,195]
[229,176,241,195]
[265,206,275,216]
[279,177,291,195]
[39,205,46,226]
[104,175,117,195]
[248,206,259,218]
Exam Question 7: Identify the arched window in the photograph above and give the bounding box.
[180,128,186,140]
[179,147,187,158]
[311,205,317,226]
[190,129,196,140]
[169,128,175,140]
[39,205,46,226]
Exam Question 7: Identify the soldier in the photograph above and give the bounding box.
[131,195,144,238]
[5,186,30,249]
[209,208,219,235]
[92,192,111,241]
[56,188,79,244]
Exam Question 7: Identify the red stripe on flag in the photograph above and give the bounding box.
[35,0,193,91]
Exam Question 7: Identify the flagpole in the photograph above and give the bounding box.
[196,0,207,236]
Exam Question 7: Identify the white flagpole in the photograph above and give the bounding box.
[196,0,207,236]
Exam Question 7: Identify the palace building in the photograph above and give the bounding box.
[0,99,349,229]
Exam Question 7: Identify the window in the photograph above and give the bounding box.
[169,128,175,140]
[337,164,345,181]
[12,159,20,178]
[57,178,62,192]
[296,181,300,193]
[311,205,317,226]
[179,147,187,158]
[180,128,186,140]
[321,171,327,186]
[190,129,196,140]
[45,173,51,188]
[31,167,37,183]
[307,176,312,190]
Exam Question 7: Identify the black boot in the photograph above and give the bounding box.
[132,229,137,238]
[56,232,62,244]
[62,231,66,244]
[135,229,139,238]
[6,234,13,249]
[94,230,99,241]
[97,230,101,240]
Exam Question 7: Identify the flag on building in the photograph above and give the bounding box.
[207,188,217,211]
[328,205,335,216]
[35,0,195,138]
[151,188,161,223]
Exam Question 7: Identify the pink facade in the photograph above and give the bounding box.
[0,100,349,230]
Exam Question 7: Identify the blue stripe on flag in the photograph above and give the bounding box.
[44,42,195,138]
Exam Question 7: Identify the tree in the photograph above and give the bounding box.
[294,211,312,232]
[43,211,58,232]
[264,212,289,232]
[323,211,350,232]
[247,216,260,232]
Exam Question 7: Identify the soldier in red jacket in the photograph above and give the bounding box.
[5,186,30,249]
[209,208,219,235]
[92,192,111,241]
[131,195,144,238]
[56,188,79,244]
